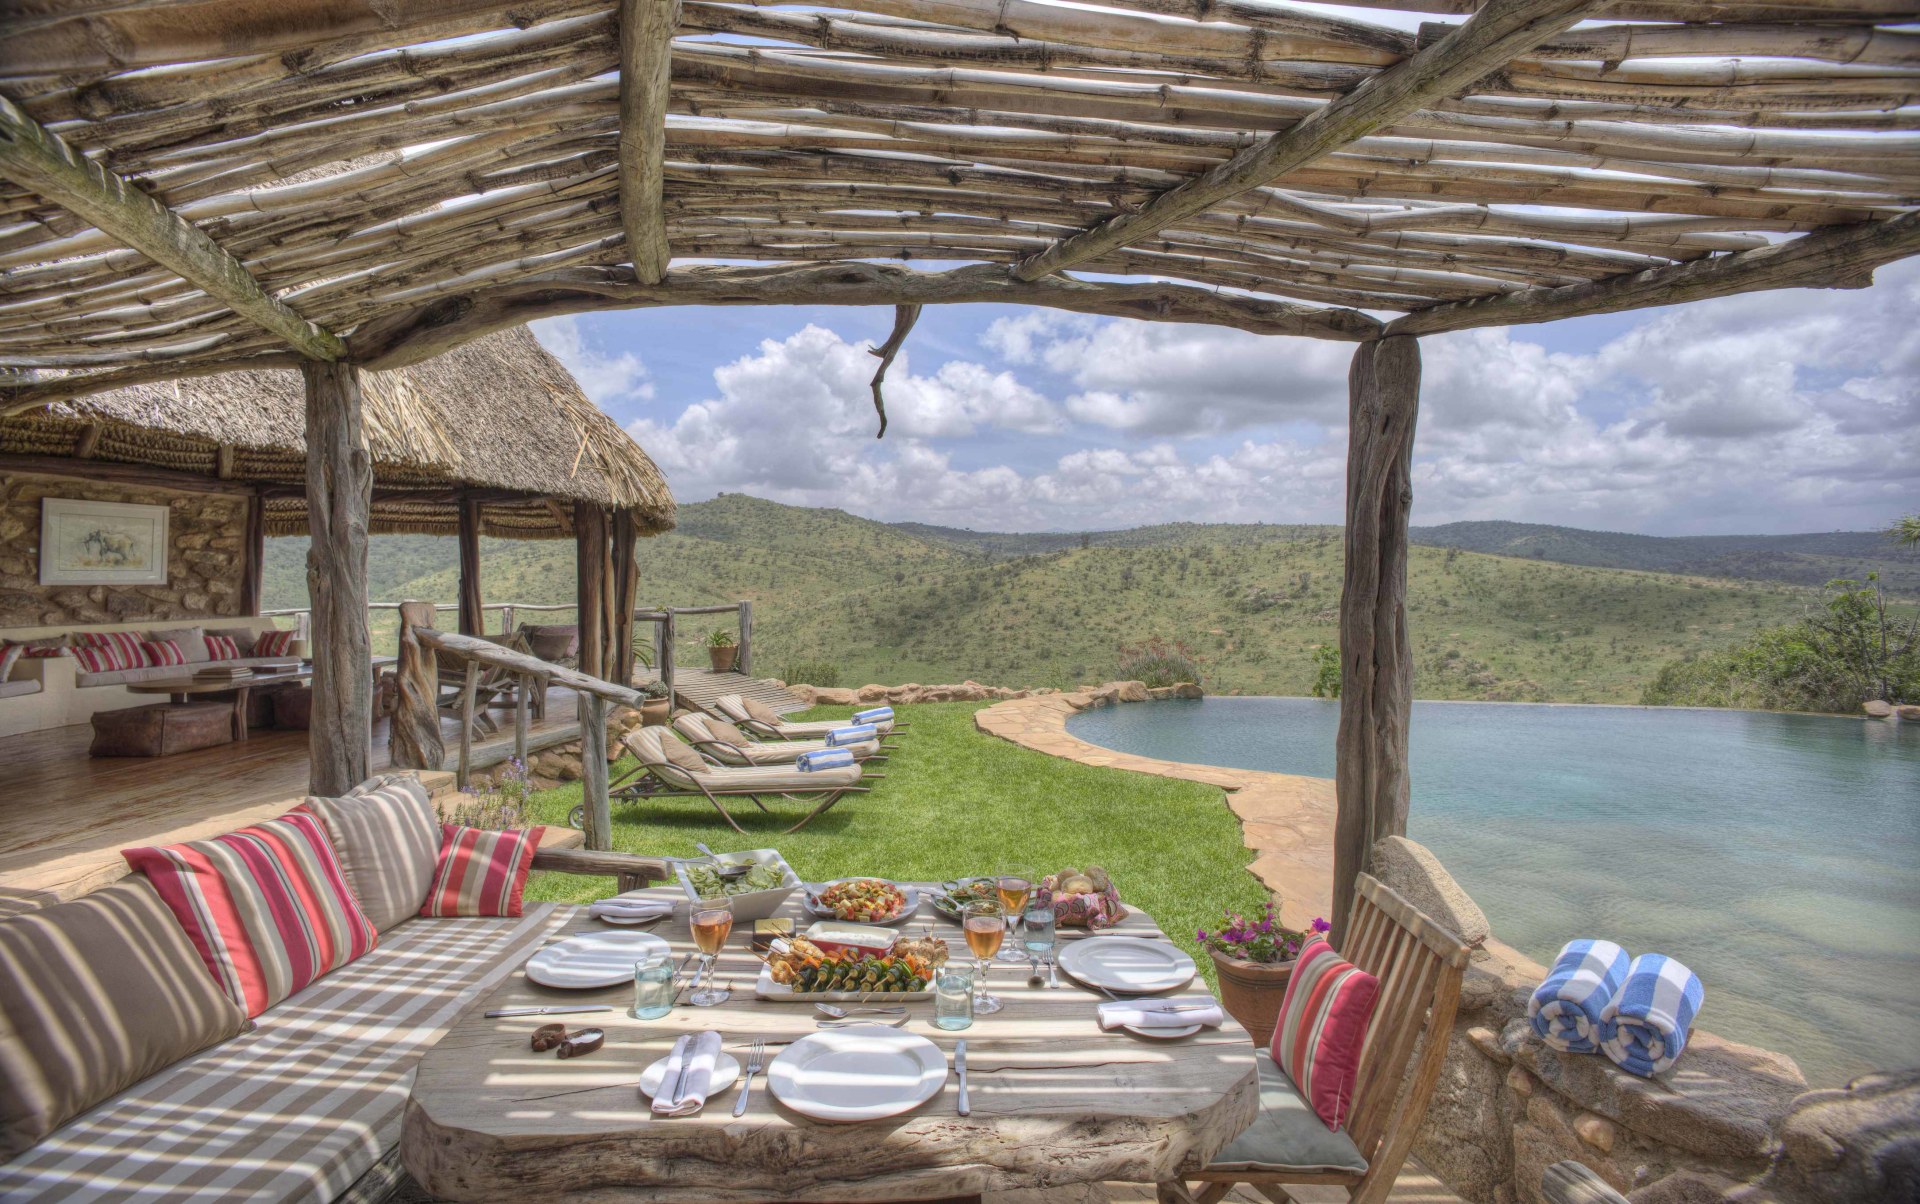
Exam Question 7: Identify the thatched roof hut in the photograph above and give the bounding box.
[0,325,674,539]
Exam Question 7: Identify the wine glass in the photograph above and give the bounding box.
[994,868,1034,962]
[688,893,733,1007]
[961,900,1006,1015]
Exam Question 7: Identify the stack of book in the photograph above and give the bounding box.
[193,664,254,682]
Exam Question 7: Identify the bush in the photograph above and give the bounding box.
[1117,637,1200,689]
[779,660,841,688]
[1310,644,1341,699]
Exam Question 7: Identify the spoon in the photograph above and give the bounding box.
[694,842,751,880]
[815,1003,907,1018]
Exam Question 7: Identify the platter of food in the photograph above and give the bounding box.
[929,877,998,921]
[802,878,919,924]
[672,848,800,921]
[755,935,948,1001]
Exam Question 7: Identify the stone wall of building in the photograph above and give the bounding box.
[0,472,250,629]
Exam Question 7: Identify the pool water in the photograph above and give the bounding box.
[1068,697,1920,1086]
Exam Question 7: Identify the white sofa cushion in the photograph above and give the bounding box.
[0,905,567,1203]
[75,657,298,688]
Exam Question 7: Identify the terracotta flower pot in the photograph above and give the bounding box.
[708,645,738,672]
[1208,948,1295,1048]
[640,698,670,726]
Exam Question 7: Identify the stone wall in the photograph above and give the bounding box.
[1370,836,1918,1204]
[0,472,250,629]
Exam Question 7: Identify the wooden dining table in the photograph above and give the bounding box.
[402,884,1259,1203]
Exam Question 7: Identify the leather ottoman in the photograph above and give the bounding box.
[90,702,235,758]
[272,686,313,730]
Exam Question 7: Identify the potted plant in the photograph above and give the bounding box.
[1198,903,1328,1046]
[705,628,738,672]
[638,679,671,726]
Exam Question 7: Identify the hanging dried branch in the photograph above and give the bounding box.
[866,302,921,438]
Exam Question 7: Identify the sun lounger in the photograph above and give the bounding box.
[672,713,884,766]
[714,693,902,740]
[615,727,868,833]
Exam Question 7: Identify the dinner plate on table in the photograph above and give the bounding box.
[801,879,920,926]
[638,1052,741,1099]
[1057,937,1196,995]
[767,1025,947,1123]
[524,930,672,990]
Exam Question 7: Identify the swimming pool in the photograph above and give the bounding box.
[1067,696,1920,1086]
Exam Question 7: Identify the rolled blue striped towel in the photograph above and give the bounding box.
[853,706,894,725]
[824,723,877,747]
[795,748,855,773]
[1599,954,1704,1078]
[1529,939,1630,1054]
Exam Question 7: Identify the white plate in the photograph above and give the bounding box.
[1057,938,1196,994]
[1123,1023,1203,1040]
[524,930,672,990]
[638,1052,742,1099]
[767,1026,948,1123]
[801,879,921,926]
[754,964,934,1003]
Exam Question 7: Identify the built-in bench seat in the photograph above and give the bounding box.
[0,679,39,700]
[71,655,299,689]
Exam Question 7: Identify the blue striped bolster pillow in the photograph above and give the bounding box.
[853,706,894,725]
[824,724,877,747]
[796,748,855,773]
[1529,938,1630,1054]
[1599,954,1704,1077]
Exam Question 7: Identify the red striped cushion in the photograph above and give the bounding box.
[70,644,125,674]
[122,813,378,1018]
[144,639,188,667]
[420,825,545,917]
[204,634,242,660]
[77,631,151,669]
[254,629,296,658]
[1270,936,1379,1131]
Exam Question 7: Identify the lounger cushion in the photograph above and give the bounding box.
[122,813,379,1017]
[0,907,566,1203]
[298,775,441,932]
[742,697,784,726]
[706,717,754,746]
[689,762,863,791]
[661,732,712,775]
[1206,1052,1369,1175]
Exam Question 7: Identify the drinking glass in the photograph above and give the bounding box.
[688,894,733,1007]
[631,953,675,1020]
[933,966,974,1031]
[961,900,1005,1015]
[994,869,1034,962]
[1022,893,1056,962]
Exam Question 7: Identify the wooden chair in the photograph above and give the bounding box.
[1158,873,1470,1204]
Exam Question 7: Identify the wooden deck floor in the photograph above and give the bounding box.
[638,666,803,716]
[0,689,588,912]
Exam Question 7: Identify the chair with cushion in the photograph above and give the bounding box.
[611,726,868,834]
[672,712,885,766]
[1157,874,1469,1204]
[713,692,901,741]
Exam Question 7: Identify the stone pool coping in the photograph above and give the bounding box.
[974,688,1336,933]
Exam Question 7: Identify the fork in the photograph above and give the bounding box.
[817,1013,911,1029]
[733,1038,765,1117]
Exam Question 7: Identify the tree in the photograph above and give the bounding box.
[1310,644,1341,700]
[1888,514,1920,549]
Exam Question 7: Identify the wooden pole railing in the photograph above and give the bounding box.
[631,600,754,700]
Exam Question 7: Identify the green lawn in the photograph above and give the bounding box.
[521,702,1270,976]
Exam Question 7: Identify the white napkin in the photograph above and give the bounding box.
[1097,1000,1224,1031]
[590,893,672,921]
[651,1030,723,1116]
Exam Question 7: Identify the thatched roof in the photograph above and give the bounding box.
[0,325,674,539]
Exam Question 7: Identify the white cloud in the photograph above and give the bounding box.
[532,315,654,406]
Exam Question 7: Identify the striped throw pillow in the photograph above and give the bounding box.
[297,775,441,932]
[204,633,242,660]
[1270,936,1380,1131]
[254,628,297,657]
[144,639,188,668]
[77,630,152,669]
[122,812,378,1017]
[420,825,546,917]
[70,643,126,674]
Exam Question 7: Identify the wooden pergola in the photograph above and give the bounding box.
[1,0,1916,927]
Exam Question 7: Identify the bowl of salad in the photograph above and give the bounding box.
[673,848,801,921]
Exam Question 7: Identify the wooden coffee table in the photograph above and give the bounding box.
[403,886,1258,1203]
[127,657,396,741]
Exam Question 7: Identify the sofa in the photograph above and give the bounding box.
[0,773,665,1203]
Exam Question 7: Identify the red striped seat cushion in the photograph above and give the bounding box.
[76,631,151,670]
[1270,936,1380,1131]
[122,813,378,1018]
[420,825,546,917]
[204,633,242,660]
[254,628,297,657]
[144,639,188,667]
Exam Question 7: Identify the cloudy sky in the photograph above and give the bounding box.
[531,251,1918,536]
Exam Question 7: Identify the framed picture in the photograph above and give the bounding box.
[39,498,170,586]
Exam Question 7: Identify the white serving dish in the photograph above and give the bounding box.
[754,964,933,1003]
[804,921,899,957]
[800,879,921,926]
[524,930,672,990]
[767,1026,947,1123]
[672,848,802,922]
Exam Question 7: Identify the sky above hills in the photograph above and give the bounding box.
[532,254,1919,538]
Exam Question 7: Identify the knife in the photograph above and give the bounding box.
[485,1005,612,1018]
[667,1034,697,1110]
[954,1040,970,1117]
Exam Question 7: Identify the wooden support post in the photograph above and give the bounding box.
[737,600,753,678]
[391,599,445,772]
[575,502,608,682]
[659,609,677,703]
[611,508,639,686]
[302,360,373,797]
[617,0,680,284]
[457,658,479,790]
[514,674,530,764]
[241,489,264,616]
[580,694,611,851]
[457,493,484,637]
[1333,335,1421,947]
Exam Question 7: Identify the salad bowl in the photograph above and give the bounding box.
[673,848,801,921]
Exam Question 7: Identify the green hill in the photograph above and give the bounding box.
[263,494,1842,703]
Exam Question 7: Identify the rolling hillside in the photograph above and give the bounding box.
[263,494,1846,703]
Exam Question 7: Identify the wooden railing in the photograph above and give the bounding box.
[263,601,576,641]
[391,603,644,852]
[632,600,753,698]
